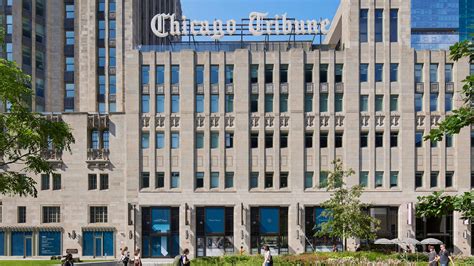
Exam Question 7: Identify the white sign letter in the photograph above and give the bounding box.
[151,14,170,37]
[249,12,268,36]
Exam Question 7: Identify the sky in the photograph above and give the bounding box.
[179,0,341,43]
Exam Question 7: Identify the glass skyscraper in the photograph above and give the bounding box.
[411,0,473,50]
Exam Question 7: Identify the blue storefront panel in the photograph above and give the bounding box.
[0,232,4,256]
[83,231,114,257]
[260,207,280,234]
[39,231,61,256]
[11,231,33,256]
[205,208,225,234]
[151,208,170,233]
[142,207,179,258]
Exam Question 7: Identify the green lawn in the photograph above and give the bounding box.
[0,260,111,266]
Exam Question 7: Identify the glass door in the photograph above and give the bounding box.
[94,234,103,257]
[24,236,32,257]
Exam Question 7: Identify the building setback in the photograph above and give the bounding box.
[0,0,473,259]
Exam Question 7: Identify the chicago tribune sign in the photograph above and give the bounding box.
[151,12,331,40]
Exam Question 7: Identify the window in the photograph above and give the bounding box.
[52,174,61,190]
[141,95,150,113]
[390,9,398,42]
[18,206,26,223]
[415,93,423,112]
[211,132,219,149]
[22,46,31,66]
[36,78,45,98]
[359,172,368,187]
[375,64,383,82]
[6,43,13,61]
[265,94,273,112]
[250,94,258,112]
[360,95,369,112]
[156,65,165,85]
[171,95,179,113]
[320,64,328,83]
[171,65,180,85]
[360,64,368,82]
[360,9,368,42]
[6,15,13,34]
[415,132,423,147]
[360,132,368,148]
[88,174,97,190]
[109,0,116,12]
[445,93,453,112]
[320,93,328,112]
[156,95,164,113]
[43,206,60,223]
[305,64,313,83]
[445,135,453,148]
[445,64,453,83]
[265,132,273,148]
[280,64,288,83]
[390,63,398,82]
[36,51,45,70]
[305,94,313,112]
[415,64,423,83]
[91,130,100,149]
[196,133,204,149]
[156,172,165,188]
[390,132,398,147]
[264,172,273,188]
[265,65,273,84]
[66,4,75,18]
[109,76,116,95]
[250,133,258,148]
[66,31,75,45]
[431,139,438,148]
[375,132,384,147]
[304,172,313,189]
[100,174,109,190]
[140,172,149,189]
[36,23,45,43]
[195,172,204,189]
[375,172,383,188]
[335,64,343,83]
[90,206,108,223]
[141,132,149,149]
[250,65,258,83]
[335,132,343,148]
[430,93,438,112]
[305,132,313,148]
[22,18,31,38]
[430,172,439,188]
[445,172,454,188]
[250,172,259,189]
[319,172,328,188]
[375,9,383,42]
[211,65,219,84]
[141,65,150,85]
[280,172,288,188]
[211,172,219,189]
[98,20,106,40]
[430,64,438,82]
[225,65,234,84]
[109,48,116,67]
[171,172,180,188]
[109,20,116,40]
[320,132,328,148]
[390,95,398,112]
[280,132,288,148]
[225,172,234,189]
[280,94,288,113]
[375,95,384,112]
[390,172,398,188]
[98,0,106,12]
[41,174,50,190]
[211,95,219,113]
[225,132,234,148]
[415,172,423,188]
[225,95,234,113]
[335,94,344,112]
[171,132,179,149]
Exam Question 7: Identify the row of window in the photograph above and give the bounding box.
[41,173,110,191]
[64,1,75,112]
[415,171,455,189]
[360,9,398,43]
[16,206,108,224]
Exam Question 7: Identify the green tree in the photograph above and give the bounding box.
[426,40,473,142]
[315,159,381,251]
[0,28,75,197]
[416,191,473,220]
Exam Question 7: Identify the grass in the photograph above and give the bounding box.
[0,260,111,266]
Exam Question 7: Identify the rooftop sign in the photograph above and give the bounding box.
[151,12,331,40]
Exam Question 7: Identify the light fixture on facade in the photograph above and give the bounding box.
[407,202,413,225]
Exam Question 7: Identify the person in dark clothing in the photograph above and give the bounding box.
[180,248,190,266]
[428,245,438,266]
[437,244,454,266]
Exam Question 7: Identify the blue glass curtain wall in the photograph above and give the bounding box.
[250,207,288,254]
[142,207,180,258]
[82,231,114,257]
[196,207,234,257]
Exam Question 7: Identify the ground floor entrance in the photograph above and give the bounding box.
[196,207,234,257]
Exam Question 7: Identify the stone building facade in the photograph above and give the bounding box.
[0,0,472,259]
